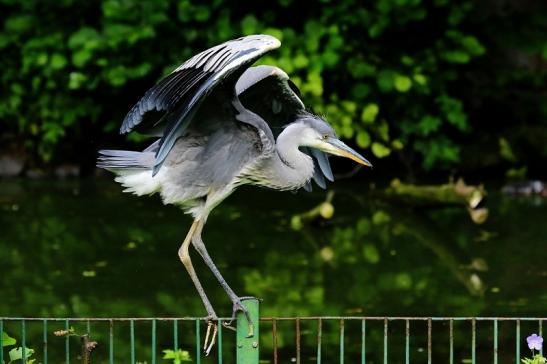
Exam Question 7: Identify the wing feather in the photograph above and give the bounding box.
[119,35,281,174]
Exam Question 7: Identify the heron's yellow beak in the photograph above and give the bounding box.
[321,138,373,167]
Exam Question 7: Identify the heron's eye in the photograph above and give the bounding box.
[322,135,329,140]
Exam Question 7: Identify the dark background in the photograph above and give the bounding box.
[0,0,546,183]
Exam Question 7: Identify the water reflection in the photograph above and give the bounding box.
[0,179,546,321]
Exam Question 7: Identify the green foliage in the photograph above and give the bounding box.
[7,347,35,364]
[0,0,546,173]
[1,331,36,364]
[1,332,16,347]
[162,349,192,363]
[522,354,547,364]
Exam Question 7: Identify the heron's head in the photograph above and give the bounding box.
[294,115,372,167]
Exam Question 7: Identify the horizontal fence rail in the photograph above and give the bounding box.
[0,315,544,363]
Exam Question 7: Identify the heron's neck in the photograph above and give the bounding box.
[262,126,315,190]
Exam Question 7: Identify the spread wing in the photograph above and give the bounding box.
[236,65,334,190]
[120,35,281,174]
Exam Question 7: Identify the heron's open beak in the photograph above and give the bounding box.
[322,139,373,167]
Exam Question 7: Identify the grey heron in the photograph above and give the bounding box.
[97,34,372,354]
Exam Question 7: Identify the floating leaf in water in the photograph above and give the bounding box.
[82,270,96,277]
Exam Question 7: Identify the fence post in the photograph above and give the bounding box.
[236,298,259,364]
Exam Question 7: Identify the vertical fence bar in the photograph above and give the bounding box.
[515,320,520,364]
[383,318,388,364]
[236,298,259,364]
[296,318,301,364]
[195,320,201,364]
[151,319,157,364]
[109,319,114,364]
[449,319,454,364]
[494,319,498,364]
[21,320,26,364]
[472,318,476,364]
[361,319,366,364]
[272,319,278,364]
[427,318,432,364]
[65,319,69,364]
[405,320,410,364]
[0,319,3,364]
[539,320,543,357]
[339,319,345,364]
[43,319,48,364]
[317,319,322,364]
[130,319,135,364]
[217,319,223,364]
[173,319,179,351]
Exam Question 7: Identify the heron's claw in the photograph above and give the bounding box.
[203,318,218,356]
[223,297,255,337]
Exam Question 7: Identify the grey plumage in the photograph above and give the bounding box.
[97,35,372,355]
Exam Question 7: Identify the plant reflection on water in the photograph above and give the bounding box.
[1,179,545,319]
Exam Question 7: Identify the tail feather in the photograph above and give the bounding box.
[97,150,155,170]
[97,149,160,196]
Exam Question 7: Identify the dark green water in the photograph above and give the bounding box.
[0,179,545,362]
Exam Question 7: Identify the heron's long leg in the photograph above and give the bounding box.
[178,219,218,355]
[191,219,254,337]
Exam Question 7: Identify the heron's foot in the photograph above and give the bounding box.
[203,317,218,356]
[222,296,256,337]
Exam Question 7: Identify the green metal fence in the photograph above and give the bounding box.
[1,302,544,363]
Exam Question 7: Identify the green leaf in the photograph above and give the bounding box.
[2,331,16,347]
[194,6,210,22]
[263,28,283,42]
[461,36,485,56]
[377,70,394,92]
[293,54,309,69]
[361,103,379,123]
[418,115,441,136]
[68,72,88,90]
[391,139,404,150]
[394,75,412,92]
[348,59,376,78]
[371,142,391,158]
[442,51,470,63]
[5,15,35,33]
[437,95,467,130]
[0,34,12,49]
[413,74,427,86]
[72,49,92,68]
[499,137,517,162]
[241,15,258,35]
[372,210,391,224]
[8,347,34,361]
[356,218,371,235]
[351,84,370,99]
[162,349,192,363]
[356,131,371,148]
[50,53,67,70]
[68,27,101,50]
[362,244,380,264]
[322,51,339,67]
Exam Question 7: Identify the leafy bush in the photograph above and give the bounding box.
[0,0,546,175]
[1,331,36,363]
